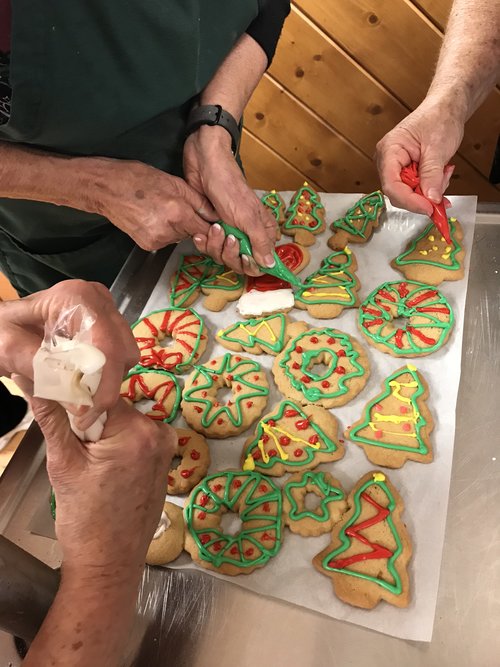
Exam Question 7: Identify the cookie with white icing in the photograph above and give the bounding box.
[146,502,185,566]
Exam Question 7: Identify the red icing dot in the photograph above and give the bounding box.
[263,502,271,512]
[262,434,270,444]
[217,418,224,425]
[178,437,190,446]
[253,375,260,381]
[199,493,209,507]
[400,406,409,414]
[201,391,207,398]
[321,380,330,388]
[375,430,384,439]
[308,221,316,228]
[292,362,300,370]
[210,359,217,365]
[337,349,346,357]
[212,375,219,381]
[374,403,383,412]
[301,376,311,383]
[194,406,203,413]
[294,448,303,457]
[181,468,195,479]
[227,374,233,381]
[213,484,223,492]
[191,450,200,460]
[213,402,220,408]
[245,548,255,557]
[335,366,346,375]
[253,450,262,460]
[284,409,299,417]
[295,419,309,430]
[236,384,242,391]
[295,345,303,353]
[198,511,206,520]
[235,356,242,362]
[339,439,345,444]
[200,534,210,545]
[327,337,335,344]
[233,479,242,489]
[268,420,276,427]
[227,400,233,406]
[279,435,291,445]
[213,541,222,552]
[259,484,268,492]
[262,532,273,541]
[268,449,278,457]
[402,423,412,432]
[309,435,319,444]
[230,546,239,555]
[247,401,253,408]
[310,336,319,343]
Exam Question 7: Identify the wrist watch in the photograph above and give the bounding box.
[186,104,241,156]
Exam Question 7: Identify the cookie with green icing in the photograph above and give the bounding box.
[282,182,326,247]
[328,191,386,250]
[261,190,286,225]
[346,365,434,468]
[283,471,347,536]
[313,471,412,609]
[216,314,307,356]
[120,368,181,423]
[391,217,465,286]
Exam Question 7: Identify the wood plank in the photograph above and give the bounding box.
[411,0,452,29]
[269,6,406,159]
[245,74,380,192]
[240,129,319,191]
[295,0,500,178]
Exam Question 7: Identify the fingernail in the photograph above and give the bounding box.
[212,223,222,234]
[264,254,276,268]
[227,234,236,246]
[242,254,251,265]
[194,235,203,244]
[427,189,441,203]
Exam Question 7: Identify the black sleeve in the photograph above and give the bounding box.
[246,0,291,66]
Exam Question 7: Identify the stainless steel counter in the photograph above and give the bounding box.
[1,206,500,667]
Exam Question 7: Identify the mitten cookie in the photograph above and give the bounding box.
[167,429,211,494]
[359,280,454,357]
[170,254,244,311]
[328,191,385,250]
[217,314,307,356]
[120,369,181,423]
[313,471,412,609]
[281,182,325,246]
[146,502,185,566]
[346,365,433,468]
[283,471,347,536]
[295,248,361,319]
[241,400,345,476]
[181,354,269,438]
[392,217,465,286]
[273,328,370,408]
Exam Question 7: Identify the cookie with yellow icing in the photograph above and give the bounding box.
[216,314,307,356]
[281,182,326,247]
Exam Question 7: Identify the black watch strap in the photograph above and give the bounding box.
[186,104,241,156]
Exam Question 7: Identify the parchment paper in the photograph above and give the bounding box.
[139,193,477,642]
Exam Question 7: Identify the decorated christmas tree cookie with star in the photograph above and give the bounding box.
[328,191,386,250]
[282,182,326,247]
[261,190,286,225]
[391,217,465,286]
[313,471,412,609]
[216,314,307,356]
[346,365,434,468]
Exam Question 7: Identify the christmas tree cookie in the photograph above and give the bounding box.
[391,217,465,286]
[241,400,345,476]
[313,471,412,609]
[261,190,286,225]
[328,191,386,250]
[295,248,361,319]
[346,365,433,468]
[170,254,244,311]
[216,314,307,356]
[282,182,326,247]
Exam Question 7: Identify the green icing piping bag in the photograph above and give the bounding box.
[219,221,303,287]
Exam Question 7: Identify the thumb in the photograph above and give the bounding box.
[419,148,448,203]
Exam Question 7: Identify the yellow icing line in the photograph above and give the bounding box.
[373,472,386,482]
[238,320,277,343]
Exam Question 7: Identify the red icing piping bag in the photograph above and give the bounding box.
[400,161,451,243]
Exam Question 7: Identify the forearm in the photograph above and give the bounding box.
[427,0,500,120]
[24,567,142,667]
[199,33,267,122]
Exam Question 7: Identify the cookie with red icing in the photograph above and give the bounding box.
[132,307,207,374]
[167,428,210,495]
[120,368,181,423]
[282,182,326,246]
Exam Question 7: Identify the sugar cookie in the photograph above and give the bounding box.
[216,314,306,356]
[328,191,385,250]
[120,368,181,423]
[167,429,211,494]
[282,182,325,246]
[146,502,185,566]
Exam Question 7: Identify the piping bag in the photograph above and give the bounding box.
[400,161,451,243]
[219,221,303,288]
[32,306,107,442]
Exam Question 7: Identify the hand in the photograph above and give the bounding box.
[94,157,218,251]
[0,280,139,431]
[376,97,464,215]
[33,397,175,582]
[183,125,278,275]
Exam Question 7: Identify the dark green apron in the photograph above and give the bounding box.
[0,0,258,295]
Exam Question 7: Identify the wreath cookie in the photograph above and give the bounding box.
[346,365,434,468]
[184,470,283,576]
[273,328,370,408]
[359,280,454,357]
[391,217,465,286]
[132,307,207,373]
[283,471,347,536]
[146,502,185,566]
[167,429,211,495]
[241,400,345,476]
[120,368,181,423]
[281,182,325,247]
[170,254,244,311]
[328,191,385,250]
[181,354,269,438]
[217,314,307,356]
[295,248,361,319]
[313,471,412,609]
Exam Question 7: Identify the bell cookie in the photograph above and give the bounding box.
[359,280,454,357]
[167,428,211,494]
[181,354,269,438]
[282,471,347,536]
[241,400,345,476]
[328,191,385,250]
[120,368,181,423]
[132,307,207,373]
[146,502,185,566]
[295,247,360,319]
[281,181,325,247]
[391,217,465,286]
[273,327,370,408]
[313,471,412,609]
[170,254,244,312]
[346,365,433,468]
[216,314,307,356]
[184,470,283,576]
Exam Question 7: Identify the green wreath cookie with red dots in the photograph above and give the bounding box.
[181,353,269,438]
[184,470,283,576]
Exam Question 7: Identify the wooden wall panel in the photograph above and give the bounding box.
[413,0,452,29]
